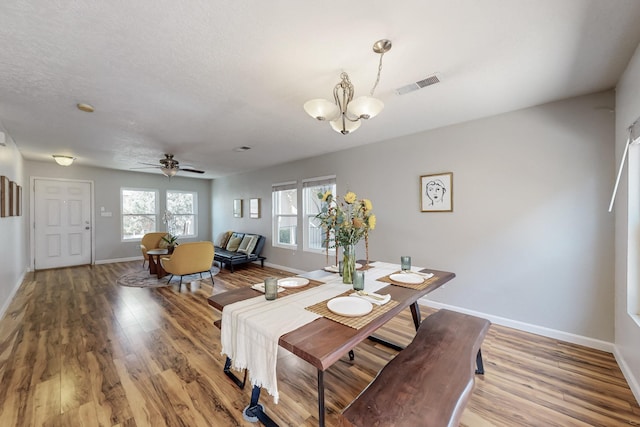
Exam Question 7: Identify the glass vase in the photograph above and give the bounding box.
[342,244,356,284]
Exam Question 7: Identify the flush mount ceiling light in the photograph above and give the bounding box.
[304,39,392,135]
[77,103,94,113]
[52,154,75,166]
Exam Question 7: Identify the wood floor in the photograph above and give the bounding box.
[0,262,638,426]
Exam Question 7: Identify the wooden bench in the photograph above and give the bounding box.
[339,309,490,427]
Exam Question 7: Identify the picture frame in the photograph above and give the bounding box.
[420,172,453,212]
[233,199,243,218]
[0,176,8,217]
[16,185,22,216]
[9,180,16,216]
[249,198,261,219]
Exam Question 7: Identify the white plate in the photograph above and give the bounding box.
[324,263,363,273]
[389,273,424,284]
[277,277,310,288]
[327,296,373,317]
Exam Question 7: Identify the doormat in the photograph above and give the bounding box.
[116,267,220,288]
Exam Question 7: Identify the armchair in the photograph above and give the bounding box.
[160,241,216,287]
[140,232,167,267]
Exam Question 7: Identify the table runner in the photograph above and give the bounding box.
[221,277,349,403]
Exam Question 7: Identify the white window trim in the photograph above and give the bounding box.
[121,187,159,242]
[272,181,298,250]
[302,175,336,255]
[166,190,198,238]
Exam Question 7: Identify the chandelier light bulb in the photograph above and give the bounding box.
[304,99,340,121]
[347,96,384,120]
[330,117,361,135]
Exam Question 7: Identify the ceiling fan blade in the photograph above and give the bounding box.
[130,166,160,170]
[180,168,205,174]
[138,161,161,166]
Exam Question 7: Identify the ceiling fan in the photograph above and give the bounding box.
[134,154,205,177]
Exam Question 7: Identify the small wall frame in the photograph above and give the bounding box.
[0,176,8,217]
[420,172,453,212]
[250,198,261,219]
[233,199,243,218]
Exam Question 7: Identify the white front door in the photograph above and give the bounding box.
[34,179,92,270]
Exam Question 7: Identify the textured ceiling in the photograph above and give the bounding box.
[1,0,640,178]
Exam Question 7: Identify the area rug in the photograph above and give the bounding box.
[116,267,220,288]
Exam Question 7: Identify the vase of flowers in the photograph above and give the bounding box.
[316,190,376,284]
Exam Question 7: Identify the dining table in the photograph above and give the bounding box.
[207,261,456,427]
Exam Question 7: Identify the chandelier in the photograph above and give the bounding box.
[303,39,392,135]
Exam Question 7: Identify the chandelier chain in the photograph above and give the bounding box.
[369,52,385,96]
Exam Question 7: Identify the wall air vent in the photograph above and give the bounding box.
[395,73,441,95]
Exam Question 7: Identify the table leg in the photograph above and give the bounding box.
[318,370,325,427]
[242,386,278,426]
[155,256,167,279]
[410,301,421,330]
[148,254,158,275]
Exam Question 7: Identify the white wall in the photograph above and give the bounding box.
[0,125,27,320]
[23,161,212,263]
[213,90,615,345]
[614,41,640,402]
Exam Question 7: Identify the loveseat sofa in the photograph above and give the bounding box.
[214,231,266,272]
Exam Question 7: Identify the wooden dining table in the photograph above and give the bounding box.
[207,263,456,426]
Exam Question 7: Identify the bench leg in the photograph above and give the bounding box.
[475,348,485,375]
[348,350,355,361]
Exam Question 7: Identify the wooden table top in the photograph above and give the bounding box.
[207,267,455,371]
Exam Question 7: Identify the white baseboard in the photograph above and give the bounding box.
[261,261,306,275]
[0,268,27,321]
[420,299,615,353]
[95,256,143,265]
[613,347,640,405]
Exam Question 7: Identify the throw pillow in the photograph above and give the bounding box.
[217,230,233,248]
[237,234,254,254]
[226,236,243,252]
[244,235,259,255]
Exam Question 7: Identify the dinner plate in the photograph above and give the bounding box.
[327,296,373,317]
[277,277,310,288]
[324,263,363,273]
[389,273,424,284]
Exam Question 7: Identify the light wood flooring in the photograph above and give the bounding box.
[0,262,639,426]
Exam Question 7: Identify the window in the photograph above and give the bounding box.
[166,190,197,237]
[272,181,298,248]
[121,188,158,241]
[303,176,336,253]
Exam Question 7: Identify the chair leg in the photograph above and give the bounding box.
[209,270,215,287]
[142,259,147,268]
[179,276,183,287]
[166,274,174,284]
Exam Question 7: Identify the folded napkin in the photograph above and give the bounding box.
[251,283,285,293]
[349,291,391,306]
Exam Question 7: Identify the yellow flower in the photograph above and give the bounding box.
[344,191,357,204]
[321,190,332,202]
[362,199,372,211]
[368,214,376,230]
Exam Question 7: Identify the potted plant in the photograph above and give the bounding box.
[161,234,179,253]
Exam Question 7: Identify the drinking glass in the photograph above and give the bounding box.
[264,277,278,300]
[353,270,365,291]
[400,256,412,271]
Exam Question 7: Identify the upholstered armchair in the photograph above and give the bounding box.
[140,232,167,267]
[160,241,216,287]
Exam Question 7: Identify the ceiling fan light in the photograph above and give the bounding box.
[161,167,178,177]
[304,99,340,121]
[52,154,75,166]
[330,117,361,135]
[347,96,384,120]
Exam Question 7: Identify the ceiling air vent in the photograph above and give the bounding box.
[395,73,441,95]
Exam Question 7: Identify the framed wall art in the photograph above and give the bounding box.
[16,185,22,216]
[250,198,261,219]
[420,172,453,212]
[0,176,8,217]
[233,199,243,218]
[9,180,16,216]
